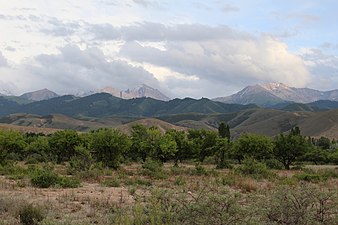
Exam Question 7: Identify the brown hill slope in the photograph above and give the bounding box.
[0,123,59,134]
[117,118,187,134]
[297,109,338,139]
[0,114,110,131]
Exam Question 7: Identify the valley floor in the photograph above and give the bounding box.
[0,163,337,225]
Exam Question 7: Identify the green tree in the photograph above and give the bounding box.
[218,122,230,139]
[303,146,329,165]
[24,136,50,162]
[316,136,331,149]
[217,122,231,168]
[215,137,231,168]
[48,130,81,163]
[158,132,177,162]
[188,129,218,162]
[90,128,131,168]
[273,127,309,169]
[0,130,27,162]
[166,129,192,166]
[231,133,274,164]
[129,124,149,161]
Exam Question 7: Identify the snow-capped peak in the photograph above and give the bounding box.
[259,82,290,91]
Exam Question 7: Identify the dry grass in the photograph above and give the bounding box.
[0,162,337,224]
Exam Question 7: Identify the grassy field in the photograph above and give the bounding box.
[0,161,337,225]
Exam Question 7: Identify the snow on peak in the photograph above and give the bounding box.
[259,83,290,91]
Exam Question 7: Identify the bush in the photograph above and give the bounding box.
[264,158,284,170]
[174,176,186,186]
[30,169,58,188]
[194,163,208,176]
[31,169,80,188]
[295,168,338,183]
[56,176,80,188]
[141,158,167,179]
[18,204,44,225]
[295,173,324,182]
[67,145,94,175]
[101,178,120,187]
[235,158,275,179]
[260,184,338,225]
[142,158,163,172]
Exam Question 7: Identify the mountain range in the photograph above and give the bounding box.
[0,93,257,118]
[2,83,338,107]
[213,83,338,106]
[0,82,337,138]
[100,84,170,101]
[0,84,170,102]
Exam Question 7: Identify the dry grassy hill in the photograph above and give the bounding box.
[0,123,59,134]
[0,109,337,138]
[117,118,187,134]
[297,109,338,139]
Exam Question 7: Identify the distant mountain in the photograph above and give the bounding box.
[100,84,170,101]
[307,100,338,110]
[213,84,284,106]
[20,88,59,101]
[0,93,257,118]
[213,83,338,106]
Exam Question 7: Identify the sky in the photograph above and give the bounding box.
[0,0,337,98]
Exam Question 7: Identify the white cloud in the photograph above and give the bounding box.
[0,45,161,95]
[120,33,311,96]
[300,48,338,90]
[0,52,8,67]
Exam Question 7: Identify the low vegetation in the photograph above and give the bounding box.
[0,124,337,224]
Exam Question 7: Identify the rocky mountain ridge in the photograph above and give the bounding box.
[213,83,338,106]
[100,84,170,101]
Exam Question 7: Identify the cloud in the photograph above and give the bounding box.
[221,4,239,13]
[132,0,161,8]
[0,52,8,67]
[1,45,161,95]
[89,22,250,42]
[4,46,16,52]
[300,48,338,90]
[119,32,311,91]
[39,17,82,37]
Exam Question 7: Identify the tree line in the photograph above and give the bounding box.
[0,123,337,169]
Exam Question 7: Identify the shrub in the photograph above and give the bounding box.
[30,169,80,188]
[101,178,120,187]
[295,168,338,183]
[295,173,323,182]
[174,176,186,186]
[235,158,275,179]
[264,158,284,170]
[194,163,208,176]
[56,176,80,188]
[18,204,44,225]
[30,169,58,188]
[142,158,163,172]
[177,187,256,224]
[260,184,338,225]
[67,145,94,174]
[141,158,167,179]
